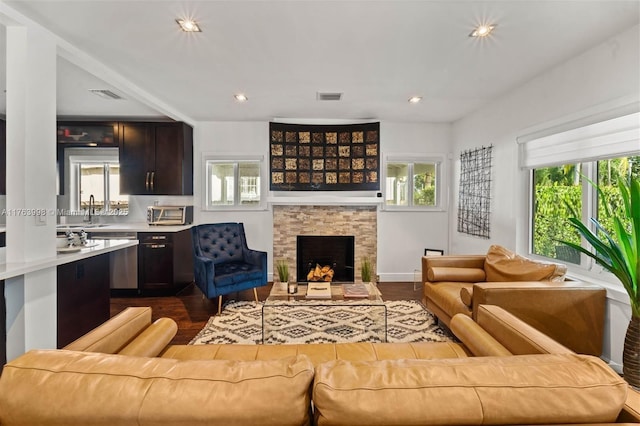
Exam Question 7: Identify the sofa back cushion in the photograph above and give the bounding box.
[484,245,567,282]
[427,266,486,283]
[312,354,626,426]
[0,350,314,426]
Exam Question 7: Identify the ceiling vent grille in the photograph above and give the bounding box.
[316,92,342,101]
[88,89,124,100]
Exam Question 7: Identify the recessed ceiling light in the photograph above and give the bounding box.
[408,96,422,104]
[469,24,495,38]
[234,94,248,102]
[176,18,201,32]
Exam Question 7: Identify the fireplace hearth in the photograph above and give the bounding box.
[297,236,355,282]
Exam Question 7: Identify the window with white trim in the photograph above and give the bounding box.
[66,148,128,214]
[524,111,640,268]
[384,157,443,209]
[204,157,263,209]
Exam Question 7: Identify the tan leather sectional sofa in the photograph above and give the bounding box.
[0,305,637,426]
[422,245,606,355]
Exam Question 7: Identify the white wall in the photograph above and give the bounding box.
[450,24,640,367]
[378,122,451,281]
[192,121,451,280]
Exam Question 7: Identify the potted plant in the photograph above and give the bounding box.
[559,176,639,388]
[276,259,289,291]
[361,256,373,284]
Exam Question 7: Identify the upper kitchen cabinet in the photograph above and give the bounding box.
[119,122,193,195]
[57,122,119,146]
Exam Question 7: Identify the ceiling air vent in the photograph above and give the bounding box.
[316,92,342,101]
[88,89,124,100]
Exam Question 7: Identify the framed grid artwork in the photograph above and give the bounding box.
[269,122,380,191]
[457,145,493,239]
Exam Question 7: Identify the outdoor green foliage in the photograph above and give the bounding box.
[533,185,582,259]
[533,157,639,262]
[360,256,373,283]
[560,176,640,317]
[414,171,435,206]
[276,259,289,283]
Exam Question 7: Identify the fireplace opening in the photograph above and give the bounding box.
[296,236,355,283]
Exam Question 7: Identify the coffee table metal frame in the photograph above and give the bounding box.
[262,283,387,344]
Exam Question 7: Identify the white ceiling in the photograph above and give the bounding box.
[2,1,639,123]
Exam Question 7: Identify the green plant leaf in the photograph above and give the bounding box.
[560,176,639,317]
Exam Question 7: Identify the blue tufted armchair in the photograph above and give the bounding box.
[191,222,267,314]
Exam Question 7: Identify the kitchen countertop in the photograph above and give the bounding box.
[0,239,138,281]
[55,222,193,233]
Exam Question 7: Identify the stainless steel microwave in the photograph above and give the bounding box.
[147,205,193,226]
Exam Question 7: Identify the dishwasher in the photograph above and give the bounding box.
[89,232,139,293]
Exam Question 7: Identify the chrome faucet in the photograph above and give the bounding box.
[86,194,95,224]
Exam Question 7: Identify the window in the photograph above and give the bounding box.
[524,110,639,271]
[67,148,128,214]
[385,159,441,208]
[532,164,584,264]
[532,156,639,265]
[205,158,263,209]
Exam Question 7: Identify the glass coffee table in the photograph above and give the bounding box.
[262,283,387,344]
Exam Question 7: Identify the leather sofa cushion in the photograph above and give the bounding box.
[312,354,627,426]
[427,266,486,282]
[161,341,470,365]
[424,282,473,318]
[0,350,314,426]
[484,244,567,282]
[460,286,473,307]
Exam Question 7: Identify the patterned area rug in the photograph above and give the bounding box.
[189,299,453,345]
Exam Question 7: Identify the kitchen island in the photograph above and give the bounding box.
[1,239,138,362]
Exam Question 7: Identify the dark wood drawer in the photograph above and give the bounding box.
[139,233,173,244]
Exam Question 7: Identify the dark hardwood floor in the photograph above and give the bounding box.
[110,282,423,345]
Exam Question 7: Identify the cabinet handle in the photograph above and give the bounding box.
[145,172,150,191]
[150,171,155,191]
[150,244,166,249]
[151,235,166,240]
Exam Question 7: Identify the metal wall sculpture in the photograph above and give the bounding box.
[457,145,493,239]
[269,122,380,191]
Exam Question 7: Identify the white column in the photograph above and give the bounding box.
[4,24,58,359]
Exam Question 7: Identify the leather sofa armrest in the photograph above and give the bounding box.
[63,307,152,354]
[422,255,486,284]
[471,282,606,355]
[118,318,178,357]
[449,313,512,357]
[475,305,574,355]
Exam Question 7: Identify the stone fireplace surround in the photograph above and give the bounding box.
[272,205,377,283]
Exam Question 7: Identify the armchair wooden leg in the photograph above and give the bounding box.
[217,296,222,315]
[253,288,259,302]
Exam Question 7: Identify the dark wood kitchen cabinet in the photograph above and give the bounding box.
[57,254,110,348]
[138,229,193,293]
[119,122,193,195]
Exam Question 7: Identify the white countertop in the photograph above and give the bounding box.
[0,239,138,281]
[55,222,193,233]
